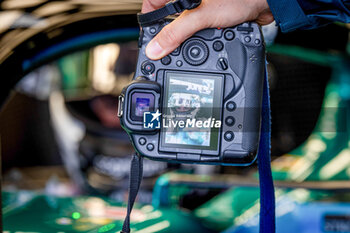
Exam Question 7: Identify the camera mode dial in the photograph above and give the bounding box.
[182,39,209,66]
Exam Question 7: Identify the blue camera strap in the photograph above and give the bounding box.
[258,62,275,233]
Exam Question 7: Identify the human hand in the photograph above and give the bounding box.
[142,0,274,60]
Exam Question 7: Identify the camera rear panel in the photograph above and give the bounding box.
[119,20,265,166]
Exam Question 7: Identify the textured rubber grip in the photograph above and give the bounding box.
[242,44,265,152]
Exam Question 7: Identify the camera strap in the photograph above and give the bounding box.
[258,62,275,233]
[137,0,201,27]
[121,153,143,233]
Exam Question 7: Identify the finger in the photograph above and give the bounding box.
[145,10,206,60]
[142,0,169,13]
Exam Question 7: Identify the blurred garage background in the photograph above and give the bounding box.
[1,0,350,232]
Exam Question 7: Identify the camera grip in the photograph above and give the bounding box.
[225,35,265,153]
[242,44,265,152]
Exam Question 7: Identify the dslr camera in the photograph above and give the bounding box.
[118,19,265,165]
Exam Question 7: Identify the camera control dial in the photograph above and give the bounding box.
[182,39,209,66]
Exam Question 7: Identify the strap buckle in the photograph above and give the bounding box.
[180,0,201,10]
[165,0,182,14]
[137,0,202,27]
[165,0,200,14]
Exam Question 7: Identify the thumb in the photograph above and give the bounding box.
[145,10,206,60]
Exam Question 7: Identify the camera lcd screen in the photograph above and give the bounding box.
[161,72,223,151]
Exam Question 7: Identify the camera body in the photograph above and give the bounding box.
[118,19,265,165]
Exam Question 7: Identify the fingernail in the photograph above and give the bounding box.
[146,40,163,59]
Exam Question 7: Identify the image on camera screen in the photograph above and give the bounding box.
[130,92,155,121]
[162,72,223,150]
[135,98,150,117]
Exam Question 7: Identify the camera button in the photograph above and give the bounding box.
[217,58,228,70]
[171,46,181,56]
[176,60,183,67]
[226,101,236,112]
[161,55,171,65]
[141,61,155,75]
[182,39,209,66]
[149,27,157,34]
[146,143,155,151]
[213,40,224,51]
[255,39,261,45]
[224,131,235,141]
[190,47,201,57]
[225,116,235,126]
[224,30,235,40]
[237,26,254,33]
[244,36,251,43]
[139,137,147,146]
